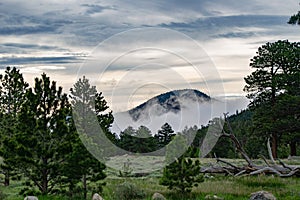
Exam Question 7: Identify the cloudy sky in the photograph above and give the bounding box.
[0,0,299,112]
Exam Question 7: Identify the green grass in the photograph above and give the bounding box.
[100,175,300,200]
[0,180,24,200]
[1,158,300,200]
[1,176,300,200]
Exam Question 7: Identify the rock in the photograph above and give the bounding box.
[249,191,276,200]
[24,196,38,200]
[152,192,166,200]
[205,194,224,200]
[92,193,104,200]
[204,174,214,179]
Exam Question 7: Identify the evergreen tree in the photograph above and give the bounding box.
[244,40,300,158]
[136,126,157,153]
[288,2,300,25]
[156,123,175,147]
[288,11,300,25]
[119,126,157,153]
[119,126,136,152]
[135,126,156,153]
[272,94,300,156]
[160,155,203,193]
[13,73,73,194]
[0,67,29,186]
[69,76,112,199]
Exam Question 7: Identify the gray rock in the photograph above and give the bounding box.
[24,196,38,200]
[205,194,224,200]
[249,191,276,200]
[92,193,104,200]
[152,192,166,200]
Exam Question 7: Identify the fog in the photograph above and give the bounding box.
[111,95,249,134]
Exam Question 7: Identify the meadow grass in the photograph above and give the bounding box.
[100,175,300,200]
[1,175,300,200]
[1,158,300,200]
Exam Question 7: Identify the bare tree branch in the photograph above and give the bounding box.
[267,137,276,165]
[199,113,300,178]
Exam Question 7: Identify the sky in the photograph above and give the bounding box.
[0,0,299,112]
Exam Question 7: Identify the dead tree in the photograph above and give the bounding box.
[200,113,300,177]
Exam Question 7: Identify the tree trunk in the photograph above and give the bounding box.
[42,158,48,194]
[4,170,9,186]
[290,141,297,156]
[271,134,278,159]
[83,174,87,200]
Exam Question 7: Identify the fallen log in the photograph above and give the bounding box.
[199,113,300,177]
[200,162,300,177]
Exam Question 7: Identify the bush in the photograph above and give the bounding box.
[118,159,133,177]
[0,190,7,200]
[114,182,145,200]
[160,156,204,193]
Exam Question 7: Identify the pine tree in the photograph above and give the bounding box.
[69,76,113,199]
[136,126,157,153]
[119,126,136,152]
[288,2,300,26]
[13,73,73,194]
[118,125,159,153]
[0,67,29,186]
[271,94,300,156]
[160,155,203,193]
[156,123,175,147]
[244,40,300,158]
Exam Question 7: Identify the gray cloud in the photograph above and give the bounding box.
[160,15,287,35]
[0,25,59,35]
[1,43,69,51]
[217,32,256,39]
[0,12,73,36]
[81,4,116,15]
[0,55,81,65]
[0,0,299,110]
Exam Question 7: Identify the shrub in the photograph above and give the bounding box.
[0,190,7,200]
[160,156,204,193]
[114,182,145,200]
[118,159,133,177]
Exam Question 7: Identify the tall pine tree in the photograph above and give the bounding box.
[69,76,113,199]
[0,67,29,186]
[244,40,300,158]
[13,73,73,194]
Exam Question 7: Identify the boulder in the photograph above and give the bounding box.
[205,194,224,200]
[24,196,38,200]
[152,192,166,200]
[249,191,276,200]
[92,193,104,200]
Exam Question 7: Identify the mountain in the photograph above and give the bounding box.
[111,89,224,134]
[128,89,211,121]
[111,89,249,134]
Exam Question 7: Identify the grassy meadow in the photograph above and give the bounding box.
[1,156,300,200]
